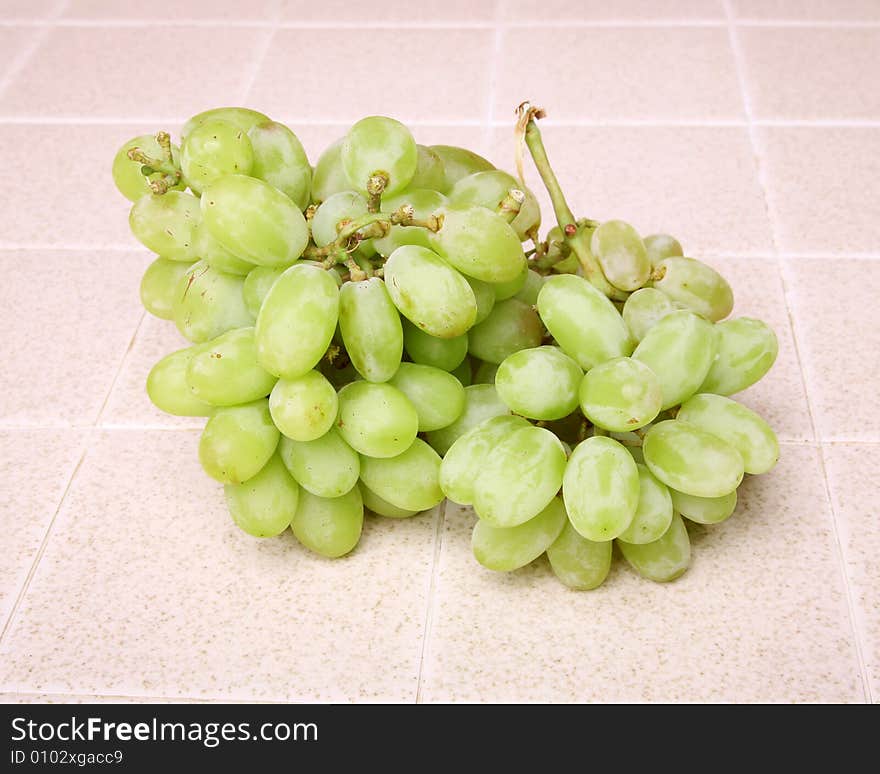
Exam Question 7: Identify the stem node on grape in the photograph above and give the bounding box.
[366,173,388,212]
[496,188,525,224]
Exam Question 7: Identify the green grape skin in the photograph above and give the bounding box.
[451,358,473,386]
[173,260,254,343]
[618,513,691,583]
[537,274,634,370]
[388,363,465,431]
[425,384,509,455]
[472,497,567,572]
[514,269,544,306]
[269,370,338,442]
[247,120,311,209]
[653,256,734,322]
[616,464,673,545]
[310,138,348,204]
[255,264,339,379]
[699,317,778,396]
[677,393,779,475]
[278,428,360,499]
[311,191,369,247]
[590,220,651,291]
[360,482,418,518]
[447,170,541,242]
[622,287,677,343]
[140,258,194,320]
[643,419,744,498]
[112,134,184,202]
[373,189,448,256]
[402,319,467,371]
[199,399,280,485]
[563,436,639,542]
[191,221,254,275]
[180,118,254,194]
[181,107,270,143]
[473,426,567,528]
[201,175,309,267]
[339,278,403,383]
[671,488,738,525]
[358,438,444,511]
[384,245,477,338]
[408,144,447,191]
[492,261,529,301]
[146,346,214,417]
[546,521,613,591]
[225,452,299,538]
[439,415,529,505]
[495,346,582,420]
[632,310,717,410]
[430,206,526,283]
[472,360,498,384]
[335,381,418,458]
[578,356,662,432]
[242,265,285,318]
[290,486,364,559]
[467,298,543,364]
[465,277,496,324]
[129,191,200,262]
[341,116,418,196]
[643,233,683,266]
[186,327,276,406]
[428,145,494,192]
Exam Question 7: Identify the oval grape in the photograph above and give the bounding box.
[279,428,360,499]
[578,356,662,432]
[335,381,418,458]
[472,497,567,572]
[359,438,444,512]
[291,487,363,559]
[617,513,691,583]
[495,346,582,420]
[199,399,279,485]
[225,452,299,538]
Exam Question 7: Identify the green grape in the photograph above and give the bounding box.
[578,356,662,432]
[359,438,443,511]
[402,319,467,371]
[311,191,369,247]
[428,145,494,192]
[492,261,529,300]
[643,419,744,498]
[495,346,582,420]
[201,175,309,267]
[546,521,613,590]
[465,277,496,324]
[653,256,734,322]
[242,265,285,318]
[618,513,690,583]
[632,310,717,410]
[225,452,299,538]
[473,426,567,527]
[146,346,214,417]
[173,260,254,343]
[616,464,673,544]
[278,428,360,499]
[537,274,634,370]
[290,487,363,559]
[699,317,778,395]
[388,363,465,431]
[335,381,418,458]
[563,436,639,541]
[191,221,254,275]
[677,393,779,474]
[590,220,651,291]
[180,118,254,194]
[268,370,338,442]
[140,258,194,320]
[112,134,184,201]
[447,170,541,242]
[255,264,339,378]
[373,189,448,256]
[643,233,683,266]
[472,497,567,572]
[440,415,529,505]
[430,206,526,283]
[622,287,677,342]
[310,138,347,204]
[129,190,200,262]
[247,120,311,209]
[451,358,472,386]
[181,107,270,142]
[186,327,276,406]
[199,399,279,484]
[408,144,446,191]
[425,384,509,455]
[384,245,477,338]
[360,482,417,518]
[339,278,403,382]
[341,116,418,196]
[514,269,544,306]
[472,360,498,384]
[468,298,543,364]
[671,488,737,525]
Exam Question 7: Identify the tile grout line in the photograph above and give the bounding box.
[414,500,447,704]
[722,0,873,703]
[94,309,146,425]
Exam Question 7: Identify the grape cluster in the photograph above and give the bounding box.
[113,102,779,588]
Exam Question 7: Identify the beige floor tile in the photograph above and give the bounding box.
[0,692,209,704]
[731,0,880,21]
[785,258,880,441]
[0,27,39,80]
[420,446,863,702]
[281,0,495,22]
[0,431,437,702]
[62,0,281,20]
[0,250,147,426]
[0,1,64,20]
[502,0,723,20]
[758,128,880,255]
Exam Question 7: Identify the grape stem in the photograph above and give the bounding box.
[128,131,182,195]
[496,188,525,224]
[366,173,388,213]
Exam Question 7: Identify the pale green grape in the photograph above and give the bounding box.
[699,317,778,395]
[591,220,651,291]
[339,277,403,382]
[112,134,183,201]
[618,513,690,582]
[384,245,477,338]
[201,174,308,267]
[451,358,472,386]
[514,269,544,306]
[493,261,529,300]
[578,356,662,432]
[563,436,639,541]
[146,346,213,417]
[360,482,418,518]
[546,521,612,590]
[173,260,254,343]
[225,452,299,538]
[468,298,543,364]
[428,145,494,192]
[373,189,448,256]
[269,370,338,442]
[342,116,418,196]
[278,428,360,499]
[643,419,744,497]
[181,107,270,142]
[671,488,737,525]
[140,258,194,320]
[359,438,443,511]
[247,120,311,209]
[199,399,279,484]
[129,190,200,262]
[402,319,468,371]
[408,144,447,191]
[291,487,363,558]
[447,170,541,241]
[465,277,496,324]
[537,274,634,369]
[242,265,285,318]
[616,464,673,544]
[180,118,254,194]
[311,138,349,204]
[336,381,418,458]
[495,346,582,420]
[192,221,254,275]
[653,256,733,322]
[643,233,683,266]
[472,360,498,384]
[633,310,717,410]
[426,384,509,455]
[186,327,276,406]
[472,497,567,572]
[677,393,779,474]
[310,191,369,247]
[622,287,677,342]
[255,264,339,378]
[388,362,465,431]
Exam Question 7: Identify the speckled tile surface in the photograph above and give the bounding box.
[731,0,880,21]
